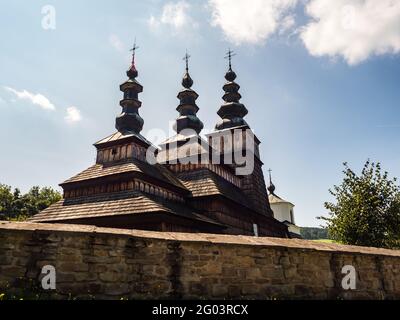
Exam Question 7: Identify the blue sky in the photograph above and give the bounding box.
[1,0,399,227]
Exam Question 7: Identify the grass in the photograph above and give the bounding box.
[312,239,338,244]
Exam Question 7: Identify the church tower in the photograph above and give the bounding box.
[95,40,151,165]
[174,51,204,136]
[215,50,248,131]
[115,41,144,134]
[207,50,274,217]
[268,171,301,238]
[158,51,208,164]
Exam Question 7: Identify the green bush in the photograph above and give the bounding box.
[0,184,61,221]
[321,161,400,249]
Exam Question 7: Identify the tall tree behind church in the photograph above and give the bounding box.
[0,184,61,220]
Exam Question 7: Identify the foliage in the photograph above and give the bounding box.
[300,227,329,240]
[0,184,61,221]
[321,160,400,249]
[0,278,119,300]
[0,278,44,300]
[312,239,337,244]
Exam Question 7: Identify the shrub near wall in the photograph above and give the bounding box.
[0,221,399,300]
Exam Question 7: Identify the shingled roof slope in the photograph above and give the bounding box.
[61,160,188,191]
[177,168,252,209]
[94,131,152,147]
[268,193,294,206]
[28,190,221,226]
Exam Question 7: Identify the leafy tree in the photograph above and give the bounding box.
[300,227,329,240]
[21,186,62,217]
[321,161,400,249]
[0,184,61,221]
[0,184,15,220]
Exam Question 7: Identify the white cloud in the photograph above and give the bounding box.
[4,86,55,110]
[3,86,82,125]
[280,14,296,34]
[109,34,125,52]
[148,15,160,29]
[148,1,195,32]
[64,106,82,123]
[300,0,400,65]
[208,0,298,45]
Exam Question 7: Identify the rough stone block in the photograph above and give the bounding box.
[1,222,400,300]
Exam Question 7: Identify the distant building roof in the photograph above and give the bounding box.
[268,193,294,206]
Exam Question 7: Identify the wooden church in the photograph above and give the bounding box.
[29,48,289,238]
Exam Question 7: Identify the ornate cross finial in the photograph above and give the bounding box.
[267,168,276,194]
[126,38,139,79]
[130,38,139,62]
[183,50,191,72]
[225,48,236,70]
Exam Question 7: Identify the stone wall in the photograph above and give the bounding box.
[0,221,399,299]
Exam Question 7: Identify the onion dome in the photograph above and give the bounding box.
[215,49,249,130]
[267,169,276,195]
[267,182,276,195]
[115,41,144,134]
[174,51,204,134]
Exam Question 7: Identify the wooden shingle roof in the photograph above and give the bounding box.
[28,190,222,226]
[94,131,152,148]
[61,160,188,191]
[177,168,252,208]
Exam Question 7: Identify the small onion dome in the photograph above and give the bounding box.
[127,63,138,79]
[268,182,276,195]
[182,71,193,89]
[225,68,237,82]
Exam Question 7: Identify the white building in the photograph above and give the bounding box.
[267,172,301,238]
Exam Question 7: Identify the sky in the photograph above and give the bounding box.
[0,0,399,227]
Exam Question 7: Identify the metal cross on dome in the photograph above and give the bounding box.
[183,50,191,72]
[130,38,139,63]
[225,48,236,70]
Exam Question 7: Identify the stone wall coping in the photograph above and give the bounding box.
[1,221,400,257]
